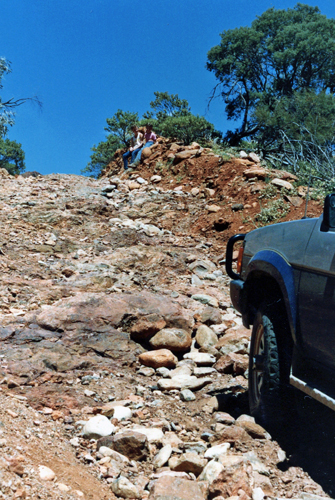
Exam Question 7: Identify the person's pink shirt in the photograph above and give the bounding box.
[145,131,156,142]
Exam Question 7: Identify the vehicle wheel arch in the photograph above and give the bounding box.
[244,250,297,345]
[244,270,295,373]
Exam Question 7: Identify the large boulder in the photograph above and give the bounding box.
[35,291,194,334]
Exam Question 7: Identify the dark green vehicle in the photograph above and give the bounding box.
[225,194,335,423]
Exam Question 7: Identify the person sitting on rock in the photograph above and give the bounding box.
[133,123,157,166]
[122,125,144,170]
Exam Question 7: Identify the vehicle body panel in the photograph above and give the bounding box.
[298,216,335,371]
[226,205,335,410]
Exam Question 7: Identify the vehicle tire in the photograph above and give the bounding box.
[249,304,290,426]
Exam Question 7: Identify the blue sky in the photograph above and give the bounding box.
[1,0,335,175]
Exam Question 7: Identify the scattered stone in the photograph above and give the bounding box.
[193,367,216,377]
[198,459,224,484]
[131,314,167,341]
[148,476,206,500]
[169,452,207,476]
[153,444,172,468]
[214,412,235,425]
[231,203,244,211]
[151,175,162,183]
[99,447,129,463]
[217,425,251,444]
[215,352,249,374]
[139,349,178,368]
[84,389,95,397]
[82,415,115,439]
[248,152,261,163]
[112,475,140,499]
[236,420,270,439]
[180,389,196,401]
[192,274,203,285]
[209,461,253,498]
[188,260,216,278]
[204,442,230,459]
[170,364,193,378]
[194,306,222,326]
[156,366,171,377]
[38,465,56,481]
[112,406,132,421]
[137,366,155,376]
[132,425,164,443]
[183,352,216,366]
[195,325,218,349]
[271,178,294,190]
[107,430,150,461]
[207,204,221,213]
[157,375,212,391]
[149,328,192,352]
[253,471,273,496]
[162,432,183,448]
[191,294,219,308]
[243,167,267,179]
[58,483,70,492]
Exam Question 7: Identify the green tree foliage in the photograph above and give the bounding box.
[0,138,25,175]
[207,3,335,145]
[0,57,15,137]
[254,90,335,184]
[147,91,190,120]
[142,91,218,146]
[85,93,219,176]
[158,114,215,146]
[83,109,139,176]
[0,56,41,175]
[255,90,335,149]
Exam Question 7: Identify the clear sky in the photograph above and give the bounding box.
[1,0,335,176]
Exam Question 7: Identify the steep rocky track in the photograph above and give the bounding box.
[0,163,331,499]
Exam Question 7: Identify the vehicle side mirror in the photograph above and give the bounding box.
[323,194,335,229]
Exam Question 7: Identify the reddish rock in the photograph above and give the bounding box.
[149,475,206,500]
[195,325,218,349]
[215,353,249,375]
[279,171,299,181]
[215,326,251,349]
[173,150,200,163]
[271,178,294,190]
[149,328,192,352]
[139,349,178,368]
[247,152,261,163]
[217,425,251,444]
[130,314,167,341]
[194,306,222,326]
[99,431,150,461]
[214,412,235,425]
[253,471,274,496]
[142,147,153,159]
[35,291,194,334]
[243,168,267,179]
[208,461,253,499]
[169,452,207,476]
[236,420,269,439]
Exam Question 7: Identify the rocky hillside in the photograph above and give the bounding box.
[0,159,330,500]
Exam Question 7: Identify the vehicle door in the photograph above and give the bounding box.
[298,215,335,370]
